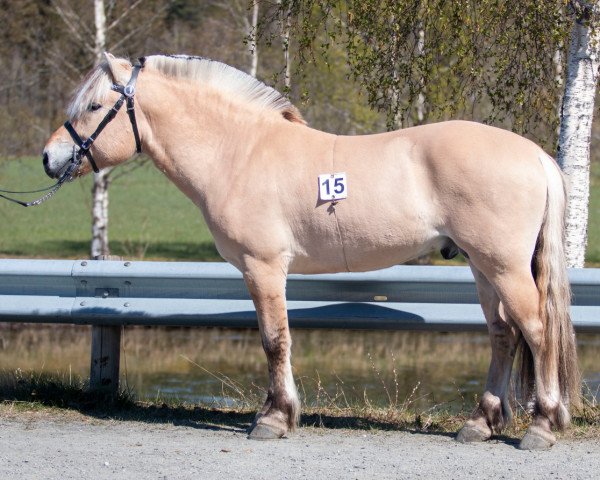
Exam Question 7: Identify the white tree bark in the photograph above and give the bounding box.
[554,44,564,137]
[278,0,292,92]
[249,1,259,78]
[91,170,111,258]
[91,0,112,258]
[416,26,426,125]
[94,0,106,63]
[557,4,600,267]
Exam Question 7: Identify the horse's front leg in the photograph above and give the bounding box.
[243,259,300,440]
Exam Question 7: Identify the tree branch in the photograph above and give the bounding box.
[106,0,145,31]
[52,1,95,55]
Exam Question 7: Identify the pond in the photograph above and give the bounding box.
[0,326,598,412]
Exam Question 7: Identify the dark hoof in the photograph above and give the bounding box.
[456,424,491,443]
[247,423,286,441]
[519,426,556,451]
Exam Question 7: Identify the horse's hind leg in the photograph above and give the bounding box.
[480,267,562,450]
[457,265,518,443]
[243,258,300,440]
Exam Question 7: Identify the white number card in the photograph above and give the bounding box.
[318,173,348,201]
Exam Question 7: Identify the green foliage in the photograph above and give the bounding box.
[261,0,572,149]
[589,160,600,265]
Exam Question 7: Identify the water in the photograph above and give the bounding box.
[0,326,598,412]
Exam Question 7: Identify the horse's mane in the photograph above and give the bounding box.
[67,54,306,125]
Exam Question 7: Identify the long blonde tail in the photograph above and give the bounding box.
[517,153,581,428]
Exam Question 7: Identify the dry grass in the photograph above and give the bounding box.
[0,325,599,439]
[0,368,598,440]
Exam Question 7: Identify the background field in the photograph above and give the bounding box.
[0,157,217,261]
[1,156,599,264]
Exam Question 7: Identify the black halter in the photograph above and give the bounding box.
[0,58,145,207]
[64,57,145,173]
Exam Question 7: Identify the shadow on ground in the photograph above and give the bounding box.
[0,373,466,438]
[0,372,532,448]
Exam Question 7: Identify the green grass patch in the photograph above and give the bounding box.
[0,157,219,261]
[589,160,600,264]
[0,157,599,263]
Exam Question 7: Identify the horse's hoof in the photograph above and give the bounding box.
[247,423,286,441]
[456,424,491,443]
[519,426,556,451]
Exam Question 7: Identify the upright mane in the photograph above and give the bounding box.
[67,54,305,124]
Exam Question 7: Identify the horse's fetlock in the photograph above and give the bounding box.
[479,393,505,433]
[268,394,300,431]
[537,399,570,430]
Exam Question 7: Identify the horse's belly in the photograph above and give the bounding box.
[287,202,441,274]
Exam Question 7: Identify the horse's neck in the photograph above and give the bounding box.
[138,80,283,208]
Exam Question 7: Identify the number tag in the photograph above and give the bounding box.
[319,173,348,201]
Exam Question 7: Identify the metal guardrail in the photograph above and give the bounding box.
[0,259,598,332]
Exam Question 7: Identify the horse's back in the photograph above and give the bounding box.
[323,121,549,272]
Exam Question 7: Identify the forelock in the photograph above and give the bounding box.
[66,58,129,120]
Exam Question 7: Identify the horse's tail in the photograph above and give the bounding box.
[517,153,581,429]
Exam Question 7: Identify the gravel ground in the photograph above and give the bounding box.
[0,415,598,480]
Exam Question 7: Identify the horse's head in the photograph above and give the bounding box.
[42,53,144,179]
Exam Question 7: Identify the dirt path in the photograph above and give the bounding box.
[0,415,598,480]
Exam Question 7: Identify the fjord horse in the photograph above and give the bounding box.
[42,53,580,450]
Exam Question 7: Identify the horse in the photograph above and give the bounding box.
[42,53,580,450]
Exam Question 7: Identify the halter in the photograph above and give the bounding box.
[0,58,145,207]
[0,156,81,207]
[64,57,145,173]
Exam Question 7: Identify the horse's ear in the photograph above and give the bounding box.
[103,52,130,84]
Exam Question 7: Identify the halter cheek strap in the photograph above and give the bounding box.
[64,57,145,174]
[0,58,145,207]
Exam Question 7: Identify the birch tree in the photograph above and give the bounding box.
[53,0,165,258]
[91,0,110,259]
[279,0,292,92]
[250,1,259,77]
[557,0,600,267]
[214,0,261,77]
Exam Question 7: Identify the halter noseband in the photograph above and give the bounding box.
[0,58,145,207]
[64,57,145,174]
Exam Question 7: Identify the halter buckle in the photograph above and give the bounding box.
[123,85,135,97]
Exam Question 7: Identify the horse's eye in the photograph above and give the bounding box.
[89,103,102,112]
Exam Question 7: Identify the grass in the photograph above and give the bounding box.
[0,157,599,263]
[0,157,218,261]
[589,158,600,264]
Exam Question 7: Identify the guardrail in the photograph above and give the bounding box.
[1,259,599,393]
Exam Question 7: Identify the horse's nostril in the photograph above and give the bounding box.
[43,152,49,167]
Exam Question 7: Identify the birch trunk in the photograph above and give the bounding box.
[91,0,112,258]
[90,170,111,262]
[249,1,259,78]
[278,0,292,92]
[416,26,425,125]
[554,44,564,137]
[557,5,600,267]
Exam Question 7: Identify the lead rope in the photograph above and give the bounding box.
[0,149,81,207]
[1,58,145,208]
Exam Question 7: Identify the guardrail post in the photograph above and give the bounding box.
[89,255,122,397]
